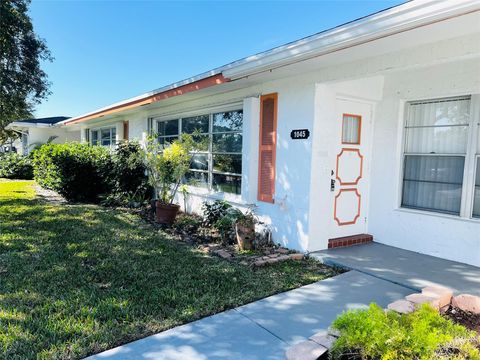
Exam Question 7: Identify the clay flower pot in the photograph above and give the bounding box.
[235,222,255,251]
[155,201,180,224]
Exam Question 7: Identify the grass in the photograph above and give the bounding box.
[0,180,337,359]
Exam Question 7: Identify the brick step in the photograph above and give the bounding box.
[328,234,373,249]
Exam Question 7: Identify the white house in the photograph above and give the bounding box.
[11,0,480,266]
[6,116,80,154]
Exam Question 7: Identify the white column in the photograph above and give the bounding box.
[241,97,260,203]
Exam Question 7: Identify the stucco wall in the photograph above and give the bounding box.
[27,127,80,152]
[368,58,480,267]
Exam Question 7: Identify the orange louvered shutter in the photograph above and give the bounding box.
[257,93,277,203]
[123,121,129,140]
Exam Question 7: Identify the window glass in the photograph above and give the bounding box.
[190,154,208,171]
[185,171,208,188]
[213,111,243,132]
[212,133,243,153]
[213,174,241,195]
[342,115,360,144]
[213,154,242,174]
[155,110,243,194]
[182,115,209,134]
[91,127,115,147]
[402,155,464,215]
[158,119,179,136]
[91,130,98,145]
[402,97,470,215]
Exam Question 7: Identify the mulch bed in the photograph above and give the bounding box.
[444,306,480,334]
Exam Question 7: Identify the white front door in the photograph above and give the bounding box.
[329,98,372,239]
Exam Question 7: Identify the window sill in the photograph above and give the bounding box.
[183,186,249,207]
[394,207,480,224]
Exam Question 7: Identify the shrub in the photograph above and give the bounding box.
[330,303,480,360]
[0,152,34,180]
[32,143,112,202]
[144,135,192,205]
[102,142,150,207]
[201,200,232,227]
[172,213,202,234]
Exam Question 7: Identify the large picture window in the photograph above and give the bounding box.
[156,109,243,195]
[401,96,472,216]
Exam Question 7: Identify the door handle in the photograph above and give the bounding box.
[330,179,336,192]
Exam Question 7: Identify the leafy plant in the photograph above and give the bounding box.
[32,142,112,202]
[330,303,480,360]
[172,213,202,234]
[201,200,232,227]
[104,141,150,206]
[0,152,33,179]
[144,134,193,205]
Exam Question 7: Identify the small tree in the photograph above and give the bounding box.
[0,0,53,142]
[144,134,194,205]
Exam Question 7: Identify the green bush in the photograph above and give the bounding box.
[0,152,34,180]
[32,143,112,202]
[102,142,150,207]
[330,303,480,360]
[201,200,232,227]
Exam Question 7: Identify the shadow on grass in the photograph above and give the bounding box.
[0,195,332,359]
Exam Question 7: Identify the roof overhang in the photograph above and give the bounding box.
[59,0,480,127]
[5,122,53,130]
[63,73,229,125]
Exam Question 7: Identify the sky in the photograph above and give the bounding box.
[29,0,404,118]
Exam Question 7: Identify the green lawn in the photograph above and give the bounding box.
[0,180,337,359]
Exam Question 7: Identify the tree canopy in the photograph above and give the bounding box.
[0,0,52,142]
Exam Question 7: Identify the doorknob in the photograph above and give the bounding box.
[330,179,336,192]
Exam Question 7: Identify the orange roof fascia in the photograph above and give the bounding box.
[66,74,229,125]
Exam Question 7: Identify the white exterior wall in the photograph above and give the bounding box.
[368,58,480,267]
[152,78,317,251]
[38,30,480,265]
[27,127,80,152]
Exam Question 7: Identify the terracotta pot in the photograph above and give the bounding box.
[155,202,180,224]
[235,222,255,251]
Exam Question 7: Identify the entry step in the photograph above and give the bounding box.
[328,234,373,249]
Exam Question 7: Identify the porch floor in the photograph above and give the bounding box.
[311,242,480,296]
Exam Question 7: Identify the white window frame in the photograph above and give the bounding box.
[398,94,480,220]
[151,105,244,196]
[90,126,117,148]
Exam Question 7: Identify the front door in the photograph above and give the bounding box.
[329,98,372,239]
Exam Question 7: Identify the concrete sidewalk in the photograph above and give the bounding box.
[86,271,410,360]
[312,242,480,296]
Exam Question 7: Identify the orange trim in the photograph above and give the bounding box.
[65,74,229,125]
[341,113,362,145]
[257,93,278,203]
[334,188,361,226]
[123,121,129,140]
[335,148,364,186]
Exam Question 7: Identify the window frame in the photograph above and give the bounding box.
[399,94,480,220]
[152,106,244,196]
[89,125,117,147]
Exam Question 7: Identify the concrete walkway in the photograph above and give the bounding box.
[312,242,480,296]
[86,271,411,360]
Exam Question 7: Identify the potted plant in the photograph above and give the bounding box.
[234,210,256,251]
[144,135,193,224]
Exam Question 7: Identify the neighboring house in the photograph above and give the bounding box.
[6,116,79,154]
[11,0,480,266]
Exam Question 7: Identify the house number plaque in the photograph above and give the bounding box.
[290,129,310,140]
